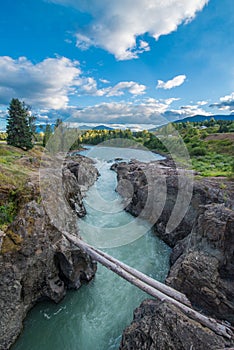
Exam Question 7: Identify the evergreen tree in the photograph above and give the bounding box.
[28,114,37,138]
[43,123,53,147]
[6,98,33,150]
[55,118,62,128]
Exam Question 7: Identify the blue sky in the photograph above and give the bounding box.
[0,0,234,128]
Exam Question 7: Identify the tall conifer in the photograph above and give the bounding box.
[6,98,33,150]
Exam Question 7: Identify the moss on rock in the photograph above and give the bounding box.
[1,229,22,254]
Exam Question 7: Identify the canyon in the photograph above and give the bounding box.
[0,149,233,349]
[113,158,234,349]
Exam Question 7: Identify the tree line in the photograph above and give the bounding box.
[4,98,234,161]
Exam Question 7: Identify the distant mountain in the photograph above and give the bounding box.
[35,123,115,133]
[174,114,234,123]
[77,125,92,130]
[148,124,167,132]
[92,125,114,130]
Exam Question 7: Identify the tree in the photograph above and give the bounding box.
[43,124,53,147]
[6,98,33,150]
[28,114,37,138]
[55,118,62,128]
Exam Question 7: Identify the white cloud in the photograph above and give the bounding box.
[197,100,208,106]
[106,81,146,96]
[99,78,110,84]
[157,75,186,90]
[0,109,7,119]
[50,0,209,60]
[220,92,234,103]
[78,77,105,96]
[63,98,211,125]
[0,56,146,109]
[179,104,211,116]
[76,33,94,51]
[36,114,50,121]
[139,40,150,52]
[68,98,179,124]
[0,56,81,109]
[210,92,234,111]
[79,79,146,97]
[23,97,210,125]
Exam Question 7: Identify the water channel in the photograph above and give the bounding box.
[12,146,171,350]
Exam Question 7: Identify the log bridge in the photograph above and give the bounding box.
[62,231,233,340]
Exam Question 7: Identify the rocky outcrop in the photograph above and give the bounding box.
[120,299,234,350]
[112,159,233,246]
[0,154,98,350]
[114,159,234,348]
[167,204,234,324]
[66,155,100,195]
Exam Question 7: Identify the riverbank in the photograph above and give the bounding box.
[9,145,171,350]
[0,145,99,349]
[113,158,234,349]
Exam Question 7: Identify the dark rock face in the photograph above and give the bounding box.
[114,159,234,348]
[63,167,87,217]
[167,204,234,324]
[113,160,233,247]
[0,155,98,350]
[120,299,233,350]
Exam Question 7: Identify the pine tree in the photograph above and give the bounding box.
[6,98,33,150]
[43,123,53,147]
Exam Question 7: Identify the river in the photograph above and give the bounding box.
[12,146,171,350]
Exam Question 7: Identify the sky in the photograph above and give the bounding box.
[0,0,234,129]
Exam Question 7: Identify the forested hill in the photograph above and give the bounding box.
[174,114,234,123]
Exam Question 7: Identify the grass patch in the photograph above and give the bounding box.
[0,144,43,228]
[0,144,43,189]
[205,139,234,155]
[191,152,233,177]
[171,125,234,177]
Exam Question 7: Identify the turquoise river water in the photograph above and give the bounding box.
[12,146,171,350]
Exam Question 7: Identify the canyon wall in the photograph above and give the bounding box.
[113,159,234,349]
[0,154,99,350]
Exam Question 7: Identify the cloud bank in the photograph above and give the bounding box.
[51,98,210,125]
[0,56,147,109]
[50,0,209,60]
[0,56,81,109]
[210,92,234,111]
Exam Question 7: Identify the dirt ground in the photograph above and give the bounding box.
[205,133,234,141]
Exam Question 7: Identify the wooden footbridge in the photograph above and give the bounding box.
[62,231,233,340]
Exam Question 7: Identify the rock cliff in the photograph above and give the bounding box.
[0,153,99,350]
[113,159,234,348]
[167,204,234,324]
[120,299,233,350]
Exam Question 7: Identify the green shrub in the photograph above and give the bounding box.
[0,202,16,227]
[190,147,207,156]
